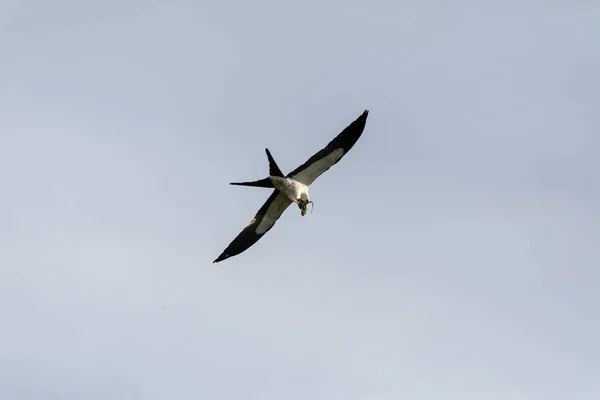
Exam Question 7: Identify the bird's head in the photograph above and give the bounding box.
[298,199,314,216]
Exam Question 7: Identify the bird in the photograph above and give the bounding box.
[213,109,369,263]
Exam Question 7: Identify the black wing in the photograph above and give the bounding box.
[287,109,369,185]
[213,189,293,263]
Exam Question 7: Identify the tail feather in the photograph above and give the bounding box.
[265,148,284,177]
[229,178,274,188]
[229,149,284,189]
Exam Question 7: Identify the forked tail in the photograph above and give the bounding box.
[229,148,284,188]
[230,178,274,188]
[265,148,284,177]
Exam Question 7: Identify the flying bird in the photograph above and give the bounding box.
[214,109,369,263]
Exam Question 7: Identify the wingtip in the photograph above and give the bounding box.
[355,109,369,122]
[213,252,229,263]
[353,109,369,125]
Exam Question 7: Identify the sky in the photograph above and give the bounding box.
[1,0,599,399]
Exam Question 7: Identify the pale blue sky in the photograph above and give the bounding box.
[1,1,599,399]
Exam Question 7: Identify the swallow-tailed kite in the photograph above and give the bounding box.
[213,109,369,263]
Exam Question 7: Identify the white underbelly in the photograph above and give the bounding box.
[270,177,308,202]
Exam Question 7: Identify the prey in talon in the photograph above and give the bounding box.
[298,199,314,216]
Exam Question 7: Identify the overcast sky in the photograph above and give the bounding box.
[1,1,599,399]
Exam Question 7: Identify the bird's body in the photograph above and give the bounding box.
[270,176,311,205]
[214,109,369,263]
